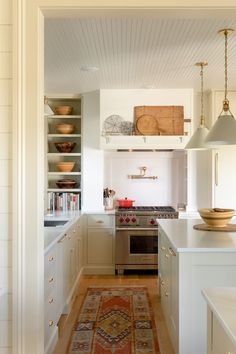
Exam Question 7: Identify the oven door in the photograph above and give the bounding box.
[115,228,158,267]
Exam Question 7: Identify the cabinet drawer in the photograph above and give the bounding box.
[212,313,236,354]
[87,214,114,228]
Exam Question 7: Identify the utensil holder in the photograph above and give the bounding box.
[104,197,114,210]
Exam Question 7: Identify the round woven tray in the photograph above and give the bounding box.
[193,223,236,232]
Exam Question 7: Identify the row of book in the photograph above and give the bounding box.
[47,192,80,211]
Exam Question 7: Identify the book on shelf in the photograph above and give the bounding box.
[47,192,80,211]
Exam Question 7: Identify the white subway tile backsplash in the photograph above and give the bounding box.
[0,293,12,320]
[0,26,12,52]
[0,187,12,213]
[0,80,12,105]
[0,160,12,186]
[0,107,12,132]
[0,321,12,347]
[0,133,12,159]
[0,241,12,267]
[0,0,12,25]
[0,53,11,78]
[0,214,12,240]
[0,268,12,292]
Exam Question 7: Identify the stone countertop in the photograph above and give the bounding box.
[44,210,82,253]
[158,218,236,252]
[202,287,236,347]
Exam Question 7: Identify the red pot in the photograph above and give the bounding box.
[117,198,135,208]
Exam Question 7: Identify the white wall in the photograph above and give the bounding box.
[0,0,12,353]
[104,150,187,209]
[82,91,104,211]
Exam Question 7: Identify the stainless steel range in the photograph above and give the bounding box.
[115,206,178,274]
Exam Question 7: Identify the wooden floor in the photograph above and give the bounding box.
[53,274,174,354]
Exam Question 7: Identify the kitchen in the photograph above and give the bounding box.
[1,2,236,354]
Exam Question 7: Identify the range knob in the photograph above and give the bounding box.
[125,217,130,223]
[131,217,136,223]
[119,217,124,223]
[150,219,156,225]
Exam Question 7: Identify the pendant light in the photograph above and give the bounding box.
[185,62,209,150]
[205,28,236,146]
[44,96,54,116]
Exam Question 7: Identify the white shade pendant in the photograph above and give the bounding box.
[205,29,236,146]
[44,96,54,116]
[185,62,209,150]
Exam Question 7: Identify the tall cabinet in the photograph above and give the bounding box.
[206,90,236,209]
[45,95,82,211]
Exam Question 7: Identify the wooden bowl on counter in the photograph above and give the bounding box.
[54,142,76,153]
[56,179,77,189]
[198,208,235,227]
[56,123,75,134]
[54,105,73,115]
[56,162,75,172]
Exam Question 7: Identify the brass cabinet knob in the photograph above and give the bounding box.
[48,298,54,304]
[161,246,165,251]
[165,292,169,297]
[48,256,54,262]
[48,277,54,283]
[165,254,170,259]
[49,320,54,327]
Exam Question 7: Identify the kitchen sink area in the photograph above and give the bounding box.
[44,219,69,227]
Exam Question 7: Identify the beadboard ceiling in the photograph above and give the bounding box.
[45,13,236,94]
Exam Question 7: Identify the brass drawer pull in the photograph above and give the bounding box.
[48,298,54,304]
[48,256,54,262]
[161,246,165,251]
[96,220,104,223]
[49,320,54,327]
[48,277,54,283]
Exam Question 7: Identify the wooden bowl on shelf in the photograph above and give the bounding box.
[56,179,77,189]
[56,123,75,134]
[54,142,76,153]
[57,161,75,172]
[54,105,73,115]
[198,208,235,227]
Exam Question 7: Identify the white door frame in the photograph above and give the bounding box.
[12,1,236,353]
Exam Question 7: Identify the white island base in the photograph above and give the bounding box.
[158,219,236,354]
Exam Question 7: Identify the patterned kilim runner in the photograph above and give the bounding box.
[68,286,160,354]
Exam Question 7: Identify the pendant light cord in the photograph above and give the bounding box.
[223,29,230,111]
[200,64,204,126]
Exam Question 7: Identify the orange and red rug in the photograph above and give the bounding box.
[68,286,160,354]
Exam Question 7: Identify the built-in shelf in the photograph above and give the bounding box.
[47,115,82,119]
[48,134,81,138]
[47,172,81,176]
[47,153,81,156]
[47,188,82,192]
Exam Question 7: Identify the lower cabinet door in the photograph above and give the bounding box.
[87,228,113,265]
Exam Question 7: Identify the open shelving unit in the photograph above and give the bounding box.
[45,94,82,211]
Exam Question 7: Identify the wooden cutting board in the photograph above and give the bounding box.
[193,223,236,232]
[134,105,184,135]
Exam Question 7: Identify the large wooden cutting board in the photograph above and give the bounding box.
[134,105,184,135]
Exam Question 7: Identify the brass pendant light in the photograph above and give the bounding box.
[185,62,209,150]
[205,28,236,146]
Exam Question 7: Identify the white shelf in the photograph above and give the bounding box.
[46,115,81,119]
[47,188,81,192]
[47,153,81,156]
[100,135,190,150]
[48,172,81,176]
[48,134,81,138]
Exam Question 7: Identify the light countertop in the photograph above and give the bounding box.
[44,210,82,253]
[202,287,236,347]
[158,219,236,252]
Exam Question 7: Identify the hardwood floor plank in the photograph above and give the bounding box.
[52,274,174,354]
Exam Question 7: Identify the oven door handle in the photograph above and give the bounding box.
[115,227,158,231]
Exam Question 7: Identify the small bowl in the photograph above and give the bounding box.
[198,208,235,227]
[56,179,77,189]
[54,142,76,153]
[57,162,75,172]
[56,123,75,134]
[55,106,73,115]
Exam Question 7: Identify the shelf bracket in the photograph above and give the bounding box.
[128,166,158,180]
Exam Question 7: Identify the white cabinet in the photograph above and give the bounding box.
[84,214,115,274]
[206,90,236,209]
[159,228,179,350]
[207,308,236,354]
[45,95,82,212]
[44,216,83,354]
[44,244,60,354]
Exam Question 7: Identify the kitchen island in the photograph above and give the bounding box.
[158,218,236,354]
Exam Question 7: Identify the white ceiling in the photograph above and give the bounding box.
[44,12,236,94]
